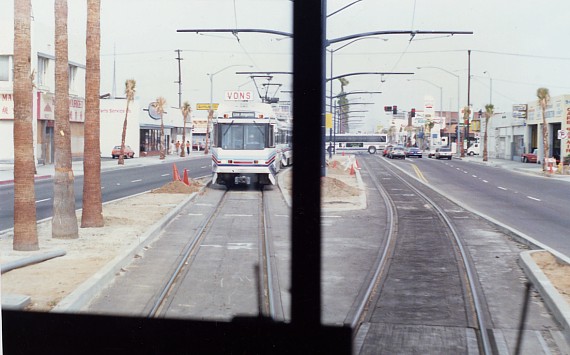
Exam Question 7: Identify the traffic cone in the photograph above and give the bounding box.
[172,164,181,181]
[183,169,190,186]
[355,159,361,170]
[342,151,345,156]
[349,163,355,176]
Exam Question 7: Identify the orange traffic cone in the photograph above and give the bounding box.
[172,164,181,181]
[349,164,355,176]
[183,169,190,186]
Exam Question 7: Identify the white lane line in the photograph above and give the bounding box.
[322,215,342,218]
[498,186,507,190]
[131,179,142,183]
[472,175,477,178]
[35,198,51,204]
[275,214,290,217]
[225,214,253,217]
[527,196,541,201]
[187,213,203,216]
[161,173,170,177]
[482,180,488,183]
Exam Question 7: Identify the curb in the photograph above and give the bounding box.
[519,250,570,344]
[52,188,204,313]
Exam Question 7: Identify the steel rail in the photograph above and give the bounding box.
[377,158,492,355]
[147,189,229,318]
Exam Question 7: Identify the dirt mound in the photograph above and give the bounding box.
[151,180,202,194]
[321,176,360,197]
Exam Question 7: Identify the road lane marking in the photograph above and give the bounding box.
[35,198,51,204]
[482,180,488,183]
[187,213,203,216]
[498,186,507,190]
[275,214,289,217]
[527,196,541,201]
[224,214,253,217]
[412,164,428,183]
[131,179,142,183]
[161,173,170,177]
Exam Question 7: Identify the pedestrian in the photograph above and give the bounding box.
[186,140,190,155]
[175,140,180,154]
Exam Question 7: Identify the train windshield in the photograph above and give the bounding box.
[219,123,268,150]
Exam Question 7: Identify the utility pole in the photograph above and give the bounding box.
[175,49,183,108]
[464,49,471,157]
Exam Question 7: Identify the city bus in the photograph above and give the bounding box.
[325,133,388,154]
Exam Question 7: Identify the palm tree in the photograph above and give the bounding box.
[81,0,104,228]
[424,119,434,149]
[537,87,550,171]
[155,97,167,160]
[180,101,191,157]
[52,0,78,239]
[13,0,39,251]
[118,79,136,165]
[461,106,471,157]
[338,77,349,133]
[482,104,494,162]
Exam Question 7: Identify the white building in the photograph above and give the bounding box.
[0,0,86,164]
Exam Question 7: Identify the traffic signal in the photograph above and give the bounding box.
[411,108,416,117]
[392,105,398,114]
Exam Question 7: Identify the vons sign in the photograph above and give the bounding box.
[224,91,253,101]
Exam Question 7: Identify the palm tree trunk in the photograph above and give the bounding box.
[159,115,165,159]
[542,108,549,171]
[52,0,78,239]
[13,0,39,251]
[483,118,489,161]
[118,99,130,165]
[81,0,104,228]
[181,116,187,157]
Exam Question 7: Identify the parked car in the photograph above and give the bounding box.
[522,149,538,163]
[435,147,452,160]
[111,145,135,159]
[405,147,422,158]
[382,144,394,157]
[193,141,206,151]
[388,146,406,159]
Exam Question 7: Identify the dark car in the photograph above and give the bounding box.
[111,145,135,159]
[435,146,452,160]
[388,146,406,159]
[405,147,422,158]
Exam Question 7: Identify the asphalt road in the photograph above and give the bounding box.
[387,156,570,257]
[0,157,212,231]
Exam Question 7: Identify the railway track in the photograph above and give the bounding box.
[85,185,281,321]
[351,157,492,354]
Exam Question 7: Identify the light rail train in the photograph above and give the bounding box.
[211,101,286,186]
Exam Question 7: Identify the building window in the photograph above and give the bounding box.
[68,64,77,92]
[37,56,49,86]
[0,55,11,82]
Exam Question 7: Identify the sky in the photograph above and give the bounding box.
[28,0,570,131]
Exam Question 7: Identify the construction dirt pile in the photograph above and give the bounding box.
[151,179,203,194]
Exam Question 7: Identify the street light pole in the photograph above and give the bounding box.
[205,64,252,154]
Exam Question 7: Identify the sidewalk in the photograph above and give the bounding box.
[0,152,209,185]
[459,155,570,182]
